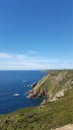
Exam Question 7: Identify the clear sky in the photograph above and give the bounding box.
[0,0,73,70]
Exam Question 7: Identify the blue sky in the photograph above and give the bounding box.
[0,0,73,70]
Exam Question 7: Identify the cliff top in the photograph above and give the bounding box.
[0,70,73,130]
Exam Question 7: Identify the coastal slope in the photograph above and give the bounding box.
[0,70,73,130]
[28,70,73,103]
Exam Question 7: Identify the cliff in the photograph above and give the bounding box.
[0,70,73,130]
[28,70,73,103]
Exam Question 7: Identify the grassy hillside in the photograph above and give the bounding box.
[0,70,73,130]
[28,70,73,101]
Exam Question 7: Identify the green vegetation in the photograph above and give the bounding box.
[0,70,73,130]
[29,70,73,100]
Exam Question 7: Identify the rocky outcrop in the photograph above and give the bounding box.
[27,75,49,98]
[51,90,64,101]
[51,124,73,130]
[27,70,73,103]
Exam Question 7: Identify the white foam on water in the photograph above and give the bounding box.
[22,80,26,83]
[27,85,30,87]
[13,93,19,96]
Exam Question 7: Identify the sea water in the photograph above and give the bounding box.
[0,70,47,114]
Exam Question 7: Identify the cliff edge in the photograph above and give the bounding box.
[28,70,73,103]
[0,70,73,130]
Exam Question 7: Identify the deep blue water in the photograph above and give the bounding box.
[0,70,47,114]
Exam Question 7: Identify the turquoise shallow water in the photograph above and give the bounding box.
[0,70,46,114]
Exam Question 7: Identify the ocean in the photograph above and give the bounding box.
[0,70,47,114]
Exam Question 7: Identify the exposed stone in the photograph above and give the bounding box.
[51,124,73,130]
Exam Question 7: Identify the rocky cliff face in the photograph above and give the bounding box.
[0,70,73,130]
[28,70,73,103]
